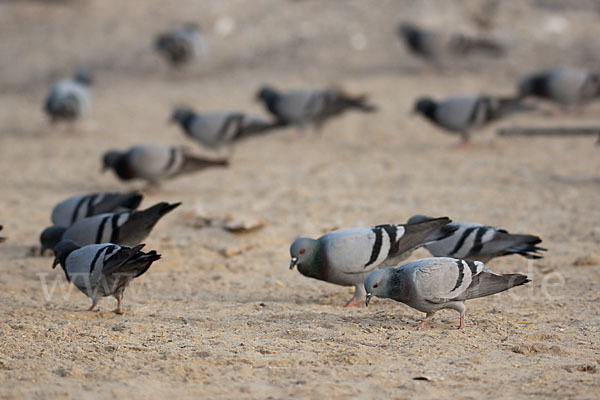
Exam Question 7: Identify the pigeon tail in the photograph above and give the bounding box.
[180,155,229,175]
[451,35,505,57]
[504,234,546,259]
[461,272,529,300]
[340,93,378,112]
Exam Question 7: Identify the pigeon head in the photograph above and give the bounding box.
[413,97,437,118]
[289,238,320,274]
[102,150,124,172]
[257,86,280,103]
[518,73,548,98]
[52,240,81,275]
[398,23,419,41]
[74,70,93,86]
[170,107,196,128]
[406,215,433,224]
[364,268,395,306]
[40,226,68,256]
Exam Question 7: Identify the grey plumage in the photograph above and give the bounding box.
[51,192,143,227]
[102,144,228,184]
[52,240,160,312]
[288,217,455,306]
[44,71,92,123]
[364,257,530,329]
[40,202,181,254]
[154,24,205,67]
[407,215,546,263]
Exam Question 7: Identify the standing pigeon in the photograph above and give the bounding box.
[406,215,546,262]
[52,240,160,312]
[518,68,600,108]
[364,257,530,329]
[289,217,456,307]
[154,23,205,68]
[397,23,504,64]
[413,95,529,143]
[40,202,180,254]
[102,144,228,184]
[44,70,92,123]
[170,107,283,149]
[51,192,143,227]
[256,85,377,130]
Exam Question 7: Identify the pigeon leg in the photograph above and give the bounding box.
[88,300,98,312]
[344,285,365,307]
[113,294,124,314]
[416,313,433,329]
[457,133,470,149]
[458,311,466,329]
[344,297,360,307]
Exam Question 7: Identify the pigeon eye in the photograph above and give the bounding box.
[299,249,305,254]
[373,283,378,288]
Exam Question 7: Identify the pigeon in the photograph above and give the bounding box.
[413,94,530,143]
[364,257,530,329]
[44,70,92,123]
[51,192,143,227]
[52,240,160,312]
[40,202,181,254]
[102,144,228,184]
[406,215,546,262]
[397,23,504,64]
[0,225,5,243]
[289,217,456,307]
[154,23,205,67]
[170,107,283,149]
[256,85,377,130]
[518,68,600,108]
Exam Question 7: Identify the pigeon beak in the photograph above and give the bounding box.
[52,258,59,269]
[365,293,372,307]
[289,257,298,270]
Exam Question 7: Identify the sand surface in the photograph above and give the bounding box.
[1,1,599,398]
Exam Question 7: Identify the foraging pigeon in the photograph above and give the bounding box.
[364,257,530,329]
[289,217,456,307]
[256,85,377,129]
[397,23,504,64]
[413,95,529,143]
[52,240,160,312]
[407,215,546,262]
[518,67,600,108]
[51,192,143,227]
[154,23,205,67]
[40,202,180,254]
[44,70,92,123]
[170,107,282,149]
[102,144,228,184]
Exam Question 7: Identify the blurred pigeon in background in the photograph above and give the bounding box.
[52,240,160,313]
[364,257,530,329]
[102,144,228,184]
[407,215,546,262]
[44,70,92,123]
[154,23,205,68]
[51,192,143,227]
[289,217,455,307]
[0,225,5,243]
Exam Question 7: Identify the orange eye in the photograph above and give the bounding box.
[299,249,305,254]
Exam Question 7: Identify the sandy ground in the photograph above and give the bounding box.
[1,1,600,398]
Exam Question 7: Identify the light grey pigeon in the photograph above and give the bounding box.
[44,70,92,123]
[154,23,205,67]
[518,67,600,108]
[51,192,143,227]
[397,23,504,64]
[289,217,457,307]
[413,94,530,143]
[257,85,377,130]
[170,107,283,149]
[102,144,228,184]
[52,240,160,312]
[40,202,180,254]
[407,215,546,262]
[364,257,530,329]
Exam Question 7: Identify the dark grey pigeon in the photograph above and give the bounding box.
[52,240,160,312]
[257,85,377,130]
[518,67,600,108]
[154,23,205,68]
[102,144,228,184]
[40,202,181,254]
[44,70,92,123]
[364,257,529,329]
[289,217,455,307]
[51,192,143,227]
[170,107,283,149]
[407,215,545,262]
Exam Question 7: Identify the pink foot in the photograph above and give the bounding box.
[344,297,360,307]
[416,320,428,330]
[458,313,466,329]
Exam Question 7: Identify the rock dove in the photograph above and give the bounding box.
[51,192,143,227]
[52,240,160,312]
[256,85,377,130]
[518,68,600,108]
[406,215,546,262]
[40,202,181,254]
[170,107,283,149]
[289,217,455,307]
[44,70,92,123]
[413,94,529,143]
[397,23,504,64]
[102,144,228,184]
[154,23,205,68]
[364,257,530,329]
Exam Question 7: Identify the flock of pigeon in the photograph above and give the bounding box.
[25,19,596,329]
